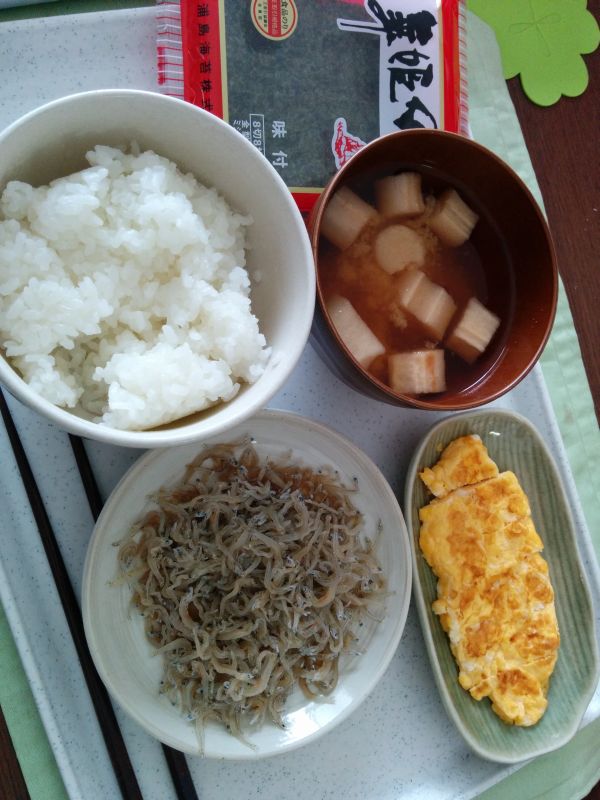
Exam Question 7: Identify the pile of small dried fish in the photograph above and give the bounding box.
[116,440,385,742]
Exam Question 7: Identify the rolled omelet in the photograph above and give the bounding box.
[418,435,560,726]
[419,434,498,498]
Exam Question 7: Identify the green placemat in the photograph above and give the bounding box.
[0,607,67,799]
[0,5,598,800]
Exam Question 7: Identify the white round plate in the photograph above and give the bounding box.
[82,409,412,759]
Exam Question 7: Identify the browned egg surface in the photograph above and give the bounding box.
[418,435,560,726]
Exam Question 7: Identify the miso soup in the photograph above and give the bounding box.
[318,167,513,397]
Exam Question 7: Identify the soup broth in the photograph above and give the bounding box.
[319,168,514,396]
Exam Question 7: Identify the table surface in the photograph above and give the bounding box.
[0,3,598,799]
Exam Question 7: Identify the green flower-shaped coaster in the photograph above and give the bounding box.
[468,0,600,106]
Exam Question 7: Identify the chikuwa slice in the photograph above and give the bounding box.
[326,295,385,368]
[395,269,457,340]
[426,188,479,247]
[320,186,378,250]
[374,224,426,274]
[446,297,501,363]
[375,172,425,218]
[388,349,446,395]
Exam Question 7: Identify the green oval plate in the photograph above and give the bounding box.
[404,408,600,763]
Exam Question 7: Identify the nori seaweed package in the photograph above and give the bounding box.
[157,0,468,215]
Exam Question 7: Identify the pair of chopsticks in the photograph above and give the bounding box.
[0,390,199,800]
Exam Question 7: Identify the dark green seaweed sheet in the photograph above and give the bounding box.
[223,1,380,189]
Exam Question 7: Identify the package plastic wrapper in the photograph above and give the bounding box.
[157,0,468,215]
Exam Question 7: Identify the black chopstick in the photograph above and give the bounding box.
[68,435,200,800]
[0,390,144,800]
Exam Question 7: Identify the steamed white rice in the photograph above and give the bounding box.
[0,145,269,430]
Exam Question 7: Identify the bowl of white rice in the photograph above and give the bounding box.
[0,89,315,447]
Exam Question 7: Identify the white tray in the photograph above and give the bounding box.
[0,8,599,800]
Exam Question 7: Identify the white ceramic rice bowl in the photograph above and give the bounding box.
[0,89,315,447]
